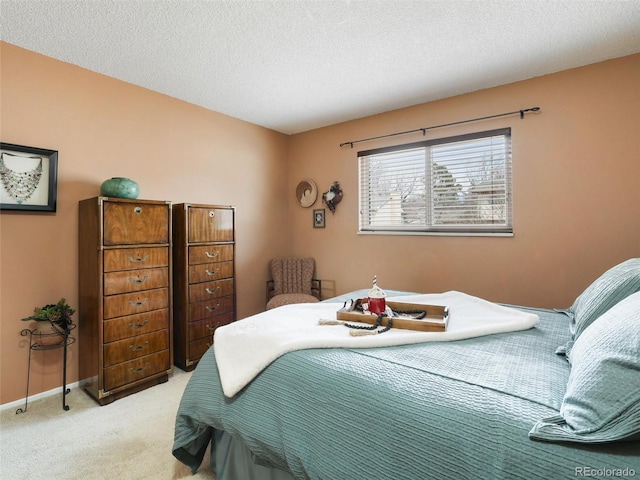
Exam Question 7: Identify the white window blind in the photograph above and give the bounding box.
[358,128,512,235]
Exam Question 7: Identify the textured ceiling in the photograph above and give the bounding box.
[1,0,639,134]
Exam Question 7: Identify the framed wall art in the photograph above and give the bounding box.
[313,208,325,228]
[0,142,58,212]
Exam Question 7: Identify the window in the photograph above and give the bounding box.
[358,128,512,235]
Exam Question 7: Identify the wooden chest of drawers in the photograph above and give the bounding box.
[78,197,173,405]
[173,203,236,371]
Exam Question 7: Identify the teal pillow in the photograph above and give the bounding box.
[569,258,640,341]
[530,291,640,443]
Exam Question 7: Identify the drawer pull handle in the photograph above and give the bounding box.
[205,268,219,276]
[205,324,216,331]
[129,319,148,329]
[205,304,220,312]
[129,275,148,285]
[129,298,148,307]
[129,363,149,374]
[205,287,220,295]
[205,251,218,258]
[129,341,149,352]
[134,207,142,214]
[208,211,216,218]
[128,254,148,263]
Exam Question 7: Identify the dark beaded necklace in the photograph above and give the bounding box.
[345,314,393,334]
[394,309,427,320]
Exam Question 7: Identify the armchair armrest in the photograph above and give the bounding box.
[312,279,322,300]
[266,279,275,303]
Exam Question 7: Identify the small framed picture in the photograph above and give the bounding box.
[0,142,58,212]
[313,208,325,228]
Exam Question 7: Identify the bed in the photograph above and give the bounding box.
[173,259,640,480]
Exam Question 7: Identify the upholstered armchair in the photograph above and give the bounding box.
[266,257,322,310]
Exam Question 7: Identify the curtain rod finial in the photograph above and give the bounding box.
[521,107,541,118]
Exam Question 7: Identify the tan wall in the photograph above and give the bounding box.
[2,42,638,406]
[0,43,292,404]
[288,54,640,307]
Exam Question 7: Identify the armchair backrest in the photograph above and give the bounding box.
[270,257,315,296]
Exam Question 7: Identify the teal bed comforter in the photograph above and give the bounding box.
[173,294,640,479]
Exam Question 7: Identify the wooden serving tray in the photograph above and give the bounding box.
[336,299,449,332]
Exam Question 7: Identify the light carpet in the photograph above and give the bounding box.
[0,369,215,480]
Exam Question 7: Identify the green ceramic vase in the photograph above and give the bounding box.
[100,177,140,199]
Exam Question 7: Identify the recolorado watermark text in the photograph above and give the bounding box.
[575,466,636,477]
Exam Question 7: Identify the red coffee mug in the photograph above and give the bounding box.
[368,297,386,315]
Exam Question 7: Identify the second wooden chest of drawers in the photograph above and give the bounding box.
[173,203,236,371]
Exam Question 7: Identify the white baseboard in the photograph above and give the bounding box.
[0,381,80,412]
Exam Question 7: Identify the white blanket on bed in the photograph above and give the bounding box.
[214,291,539,397]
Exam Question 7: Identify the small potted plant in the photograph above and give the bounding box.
[22,298,75,345]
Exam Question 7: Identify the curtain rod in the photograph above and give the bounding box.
[339,107,540,148]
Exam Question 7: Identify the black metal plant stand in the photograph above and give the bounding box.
[16,321,76,414]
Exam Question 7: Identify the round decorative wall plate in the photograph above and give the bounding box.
[296,179,318,208]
